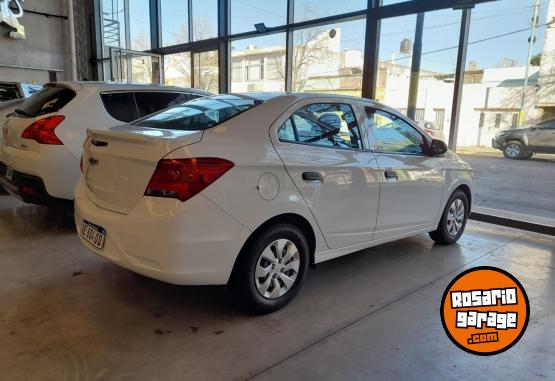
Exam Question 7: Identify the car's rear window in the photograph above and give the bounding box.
[15,87,76,117]
[134,95,262,131]
[0,83,20,102]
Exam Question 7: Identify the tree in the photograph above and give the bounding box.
[531,54,541,66]
[270,4,338,92]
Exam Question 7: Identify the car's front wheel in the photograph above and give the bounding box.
[429,190,469,245]
[503,141,526,159]
[230,224,309,314]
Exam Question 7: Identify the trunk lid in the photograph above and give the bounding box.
[82,125,203,214]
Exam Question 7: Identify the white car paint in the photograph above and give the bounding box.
[0,82,210,202]
[75,93,473,287]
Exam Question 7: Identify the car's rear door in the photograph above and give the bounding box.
[272,99,380,250]
[363,105,444,240]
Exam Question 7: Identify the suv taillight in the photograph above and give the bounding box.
[21,115,65,145]
[145,158,234,202]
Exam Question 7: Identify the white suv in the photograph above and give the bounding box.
[0,82,209,205]
[76,93,473,314]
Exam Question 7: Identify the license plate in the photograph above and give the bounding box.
[5,167,13,181]
[80,220,106,250]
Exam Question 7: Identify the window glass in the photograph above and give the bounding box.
[278,118,296,141]
[164,52,192,87]
[292,20,365,96]
[0,83,20,102]
[129,0,151,51]
[193,50,219,93]
[538,118,555,129]
[231,34,286,92]
[279,103,362,150]
[102,0,126,50]
[366,108,424,154]
[16,87,76,118]
[134,92,188,117]
[294,0,366,22]
[161,0,189,46]
[231,0,287,34]
[134,95,262,131]
[192,0,218,41]
[100,92,139,122]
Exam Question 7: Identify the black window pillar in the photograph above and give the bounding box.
[407,12,424,121]
[150,0,161,50]
[362,0,381,100]
[218,0,230,93]
[449,8,472,151]
[285,0,294,92]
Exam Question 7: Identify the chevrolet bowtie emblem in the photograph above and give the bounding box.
[88,157,99,167]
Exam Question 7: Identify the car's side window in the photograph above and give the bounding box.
[134,92,187,117]
[538,120,555,129]
[100,92,140,122]
[277,103,363,150]
[278,118,296,141]
[365,107,425,155]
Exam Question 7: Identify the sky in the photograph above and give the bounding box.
[124,0,551,74]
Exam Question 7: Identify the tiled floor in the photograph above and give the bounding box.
[0,195,553,380]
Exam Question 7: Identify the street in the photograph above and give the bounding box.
[460,153,555,219]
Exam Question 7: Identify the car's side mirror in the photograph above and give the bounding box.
[429,139,448,156]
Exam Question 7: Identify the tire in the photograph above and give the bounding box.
[503,141,526,159]
[429,190,469,245]
[230,224,310,314]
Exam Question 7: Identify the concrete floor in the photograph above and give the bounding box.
[0,195,553,381]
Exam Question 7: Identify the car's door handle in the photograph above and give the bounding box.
[384,170,398,181]
[302,172,323,182]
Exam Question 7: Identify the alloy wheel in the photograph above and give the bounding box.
[505,144,521,158]
[446,199,465,237]
[255,239,300,299]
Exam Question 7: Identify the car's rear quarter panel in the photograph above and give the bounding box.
[164,96,329,257]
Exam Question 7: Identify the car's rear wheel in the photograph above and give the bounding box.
[230,224,309,314]
[503,141,526,159]
[429,190,469,245]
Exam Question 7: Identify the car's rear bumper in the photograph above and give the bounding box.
[0,161,70,206]
[0,143,80,201]
[74,178,252,285]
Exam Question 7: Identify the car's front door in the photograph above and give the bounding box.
[528,122,555,153]
[272,101,380,250]
[363,106,445,240]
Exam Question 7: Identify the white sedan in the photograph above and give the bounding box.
[0,82,209,206]
[76,93,473,314]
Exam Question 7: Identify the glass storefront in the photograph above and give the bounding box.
[93,0,555,222]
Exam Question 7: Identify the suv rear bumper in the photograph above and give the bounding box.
[0,161,70,206]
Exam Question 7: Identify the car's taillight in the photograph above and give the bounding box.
[21,115,65,145]
[145,158,234,202]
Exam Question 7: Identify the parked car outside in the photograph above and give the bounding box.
[0,81,43,103]
[75,93,473,314]
[0,82,210,206]
[492,118,555,159]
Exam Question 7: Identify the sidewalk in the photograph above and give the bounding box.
[455,146,502,157]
